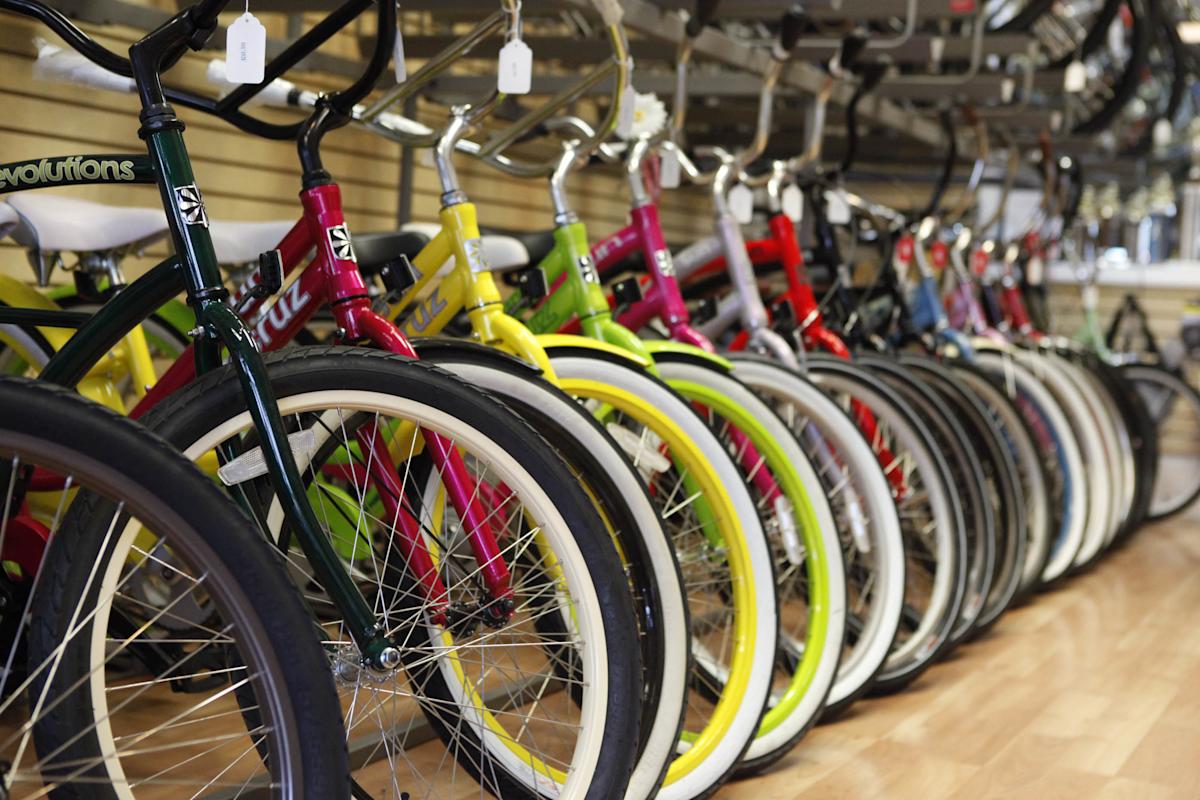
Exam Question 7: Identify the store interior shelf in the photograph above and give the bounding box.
[1049,261,1200,290]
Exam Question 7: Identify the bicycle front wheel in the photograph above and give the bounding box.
[2,377,348,798]
[650,355,845,774]
[726,355,905,717]
[138,347,643,800]
[1120,363,1200,520]
[546,349,779,800]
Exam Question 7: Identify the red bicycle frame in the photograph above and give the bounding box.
[666,208,906,494]
[129,182,513,619]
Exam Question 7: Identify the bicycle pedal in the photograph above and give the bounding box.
[693,296,718,323]
[512,266,549,300]
[379,254,418,301]
[258,249,284,296]
[771,298,796,322]
[612,277,644,307]
[233,249,284,315]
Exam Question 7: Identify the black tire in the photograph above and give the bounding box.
[4,377,348,799]
[855,354,995,647]
[805,356,967,693]
[1076,356,1159,540]
[137,346,642,800]
[946,361,1051,606]
[1120,362,1200,522]
[411,338,688,798]
[898,355,1027,633]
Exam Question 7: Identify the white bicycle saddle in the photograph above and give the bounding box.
[0,202,19,240]
[5,193,169,253]
[208,219,295,266]
[401,222,530,273]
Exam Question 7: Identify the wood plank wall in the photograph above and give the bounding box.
[0,5,714,284]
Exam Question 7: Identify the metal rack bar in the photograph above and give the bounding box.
[557,0,946,147]
[392,32,1032,65]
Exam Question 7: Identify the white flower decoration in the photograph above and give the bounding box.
[620,91,667,140]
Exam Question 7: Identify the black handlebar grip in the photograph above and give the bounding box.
[686,0,720,37]
[838,28,869,70]
[778,5,807,53]
[858,61,889,92]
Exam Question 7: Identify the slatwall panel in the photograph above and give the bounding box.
[0,7,714,285]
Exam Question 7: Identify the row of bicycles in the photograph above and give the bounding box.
[0,0,1196,796]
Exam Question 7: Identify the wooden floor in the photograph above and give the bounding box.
[720,510,1200,799]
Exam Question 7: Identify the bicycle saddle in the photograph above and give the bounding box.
[4,193,169,254]
[353,224,529,275]
[352,229,432,276]
[480,227,555,266]
[208,219,295,266]
[0,202,17,240]
[404,223,529,272]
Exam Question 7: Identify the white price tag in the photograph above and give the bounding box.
[393,27,407,82]
[825,189,851,224]
[728,184,754,225]
[659,147,681,189]
[782,184,803,223]
[1064,59,1087,93]
[498,39,533,95]
[225,13,266,85]
[616,84,637,139]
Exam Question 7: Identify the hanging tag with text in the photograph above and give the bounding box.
[616,84,637,139]
[782,184,803,223]
[225,12,266,84]
[825,189,851,224]
[659,147,681,189]
[728,184,754,225]
[498,39,533,94]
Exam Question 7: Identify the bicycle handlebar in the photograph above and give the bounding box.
[664,6,806,191]
[15,0,394,142]
[354,3,630,181]
[2,0,136,77]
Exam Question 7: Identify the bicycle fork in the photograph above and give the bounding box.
[144,109,399,665]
